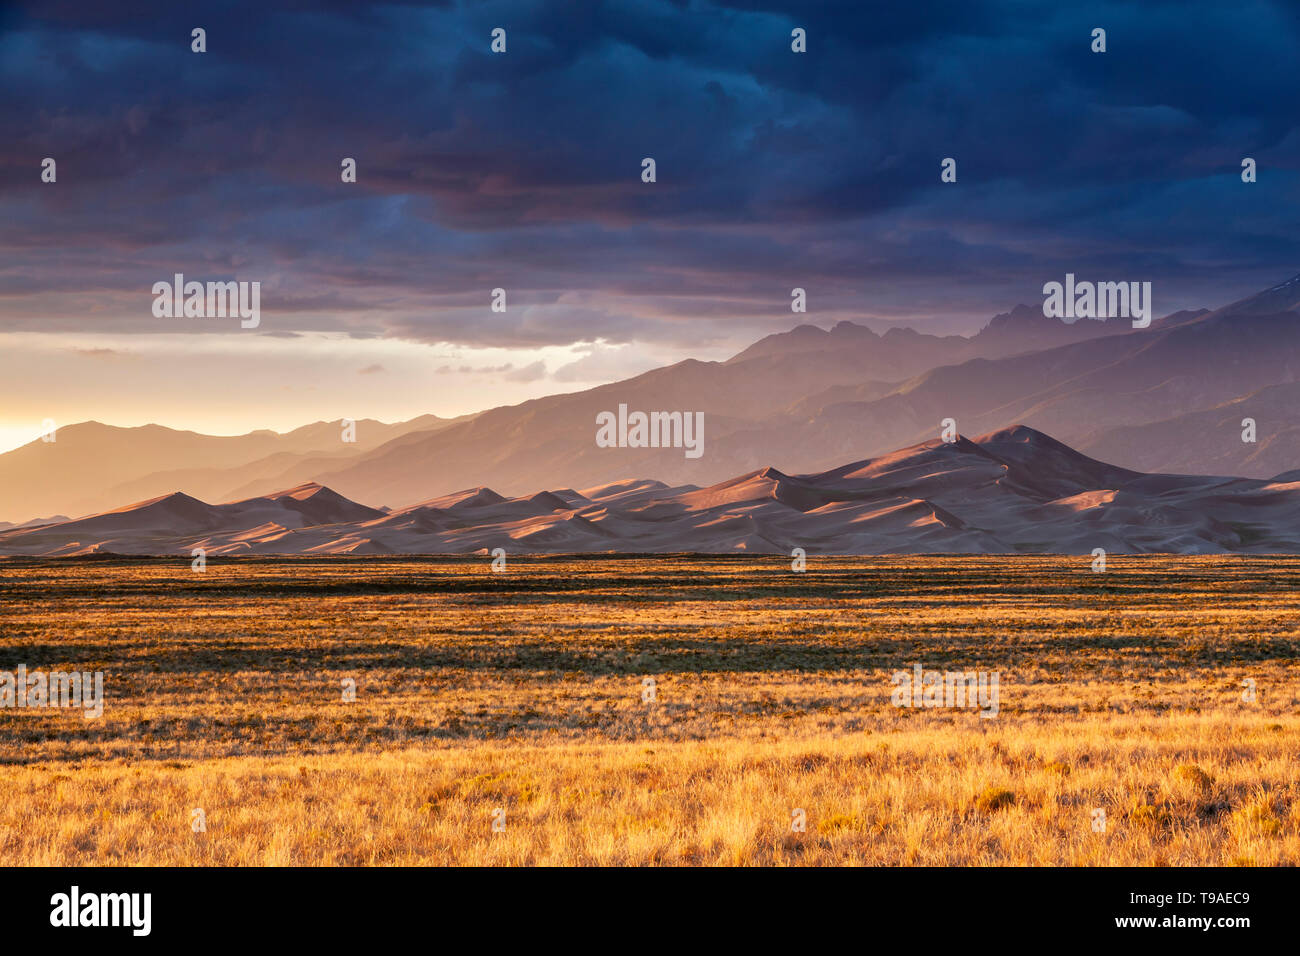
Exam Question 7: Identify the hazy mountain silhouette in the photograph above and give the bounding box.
[0,414,462,523]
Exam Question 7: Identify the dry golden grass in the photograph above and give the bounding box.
[0,554,1296,865]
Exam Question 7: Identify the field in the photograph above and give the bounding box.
[0,554,1296,866]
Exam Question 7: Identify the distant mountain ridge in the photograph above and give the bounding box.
[728,302,1138,365]
[0,414,466,523]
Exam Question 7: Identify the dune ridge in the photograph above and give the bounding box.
[2,425,1296,557]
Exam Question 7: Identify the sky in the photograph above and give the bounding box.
[2,0,1299,451]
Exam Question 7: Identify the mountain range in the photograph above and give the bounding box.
[2,274,1298,542]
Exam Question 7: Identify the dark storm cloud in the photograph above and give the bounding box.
[1,0,1297,343]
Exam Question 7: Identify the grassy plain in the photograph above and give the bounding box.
[0,554,1296,865]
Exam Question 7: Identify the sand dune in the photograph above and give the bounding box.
[3,425,1297,557]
